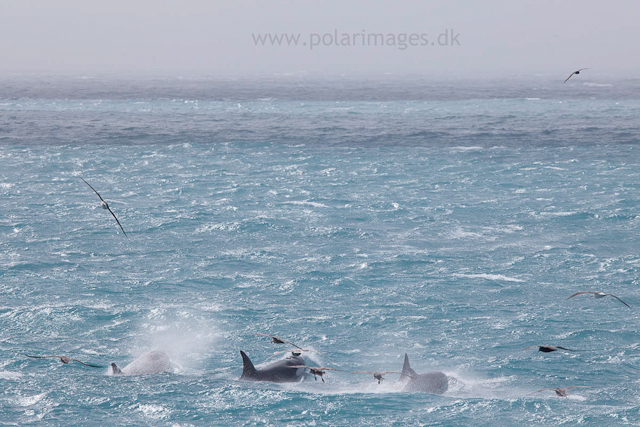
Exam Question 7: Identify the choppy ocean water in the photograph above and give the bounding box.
[1,76,639,425]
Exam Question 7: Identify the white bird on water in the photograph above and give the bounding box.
[80,177,128,238]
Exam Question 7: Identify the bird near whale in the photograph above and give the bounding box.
[262,348,321,363]
[239,350,305,383]
[80,177,128,238]
[398,354,448,394]
[24,354,104,368]
[288,365,341,382]
[351,370,400,384]
[253,334,303,349]
[531,386,587,397]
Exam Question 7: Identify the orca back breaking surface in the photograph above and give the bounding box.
[110,350,174,376]
[399,353,448,394]
[239,350,305,383]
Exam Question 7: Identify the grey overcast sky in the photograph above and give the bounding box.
[0,0,638,77]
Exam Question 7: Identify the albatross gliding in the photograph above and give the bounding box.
[564,68,589,83]
[80,177,128,238]
[567,291,630,308]
[24,354,104,368]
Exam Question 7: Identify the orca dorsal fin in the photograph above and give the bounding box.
[240,351,257,378]
[399,353,417,381]
[110,363,124,375]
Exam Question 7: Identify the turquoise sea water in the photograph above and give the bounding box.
[1,77,639,425]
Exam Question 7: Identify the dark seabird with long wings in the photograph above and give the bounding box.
[24,354,104,368]
[262,348,321,363]
[531,386,587,397]
[567,291,630,308]
[564,68,589,83]
[288,365,341,382]
[351,370,401,384]
[80,177,128,238]
[524,345,574,353]
[253,334,303,349]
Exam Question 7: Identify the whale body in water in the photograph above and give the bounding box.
[399,353,448,394]
[239,350,305,383]
[110,350,174,376]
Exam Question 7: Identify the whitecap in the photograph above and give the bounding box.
[15,392,46,406]
[0,371,23,380]
[135,403,171,420]
[283,201,329,208]
[583,82,613,87]
[450,146,484,152]
[454,273,525,283]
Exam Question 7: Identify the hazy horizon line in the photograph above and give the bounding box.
[0,70,638,81]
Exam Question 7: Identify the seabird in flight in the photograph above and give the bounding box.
[24,354,104,368]
[351,370,401,384]
[531,386,587,397]
[288,365,341,382]
[262,348,321,363]
[524,345,574,353]
[253,334,303,349]
[564,68,589,83]
[567,291,630,308]
[80,177,128,238]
